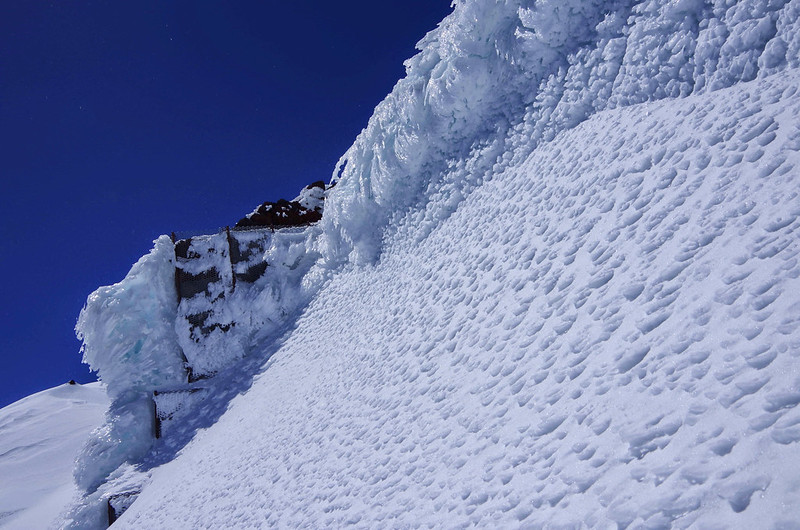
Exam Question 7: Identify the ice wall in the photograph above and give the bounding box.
[174,227,323,378]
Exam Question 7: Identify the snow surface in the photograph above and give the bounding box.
[320,0,800,266]
[0,383,107,529]
[58,0,800,527]
[293,183,326,212]
[116,66,800,527]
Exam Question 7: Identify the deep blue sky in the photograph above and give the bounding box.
[0,1,452,407]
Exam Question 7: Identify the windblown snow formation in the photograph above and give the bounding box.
[66,0,800,527]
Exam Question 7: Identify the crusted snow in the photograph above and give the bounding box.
[115,67,800,528]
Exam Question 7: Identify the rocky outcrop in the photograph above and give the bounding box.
[235,181,326,229]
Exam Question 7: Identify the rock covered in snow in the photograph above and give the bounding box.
[293,180,326,212]
[69,182,327,516]
[235,181,327,229]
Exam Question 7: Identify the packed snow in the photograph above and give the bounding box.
[0,382,107,529]
[50,0,800,527]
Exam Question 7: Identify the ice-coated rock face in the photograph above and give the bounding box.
[70,191,327,519]
[235,181,327,229]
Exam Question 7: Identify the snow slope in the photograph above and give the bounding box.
[0,382,107,529]
[115,66,800,528]
[60,0,800,527]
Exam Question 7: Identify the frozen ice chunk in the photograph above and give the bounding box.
[76,236,186,398]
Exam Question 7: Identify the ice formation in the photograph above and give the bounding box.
[64,0,800,527]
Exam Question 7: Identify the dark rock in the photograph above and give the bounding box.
[234,181,327,229]
[175,268,221,299]
[234,200,322,229]
[236,261,268,284]
[173,238,195,259]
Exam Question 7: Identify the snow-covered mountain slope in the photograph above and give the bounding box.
[115,65,800,528]
[59,0,800,527]
[0,382,107,529]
